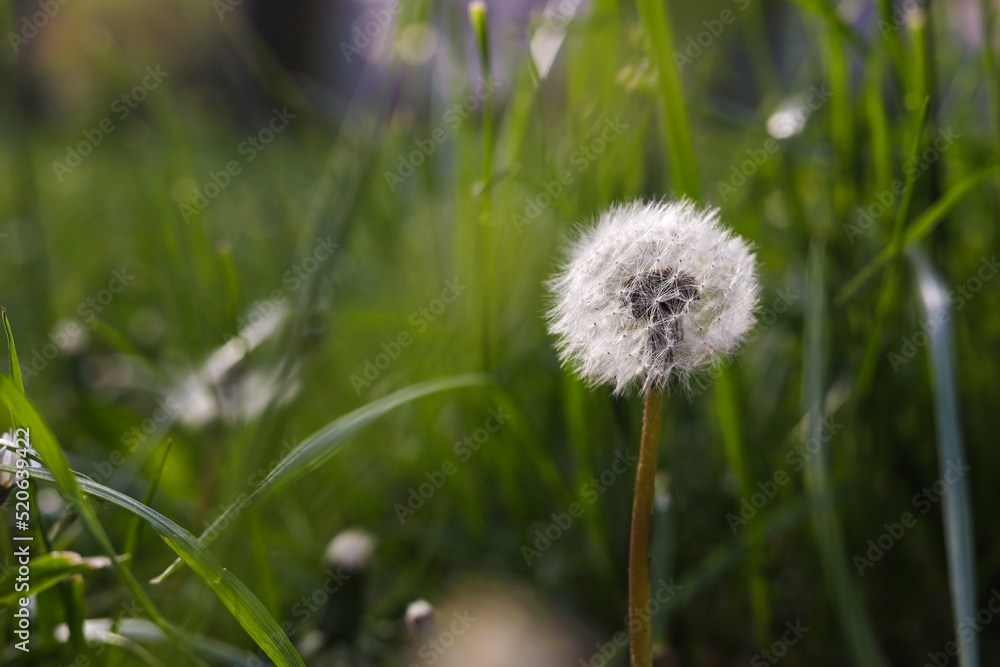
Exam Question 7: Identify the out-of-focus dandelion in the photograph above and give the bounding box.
[404,599,436,635]
[319,528,375,648]
[407,583,585,667]
[546,199,758,667]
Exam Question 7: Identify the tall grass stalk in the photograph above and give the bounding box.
[911,251,979,667]
[634,0,698,199]
[804,244,883,667]
[469,1,495,370]
[715,369,771,646]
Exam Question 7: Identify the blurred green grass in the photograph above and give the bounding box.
[1,0,999,665]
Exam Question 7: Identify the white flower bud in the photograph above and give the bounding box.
[405,599,435,634]
[324,528,375,573]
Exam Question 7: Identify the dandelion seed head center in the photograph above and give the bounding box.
[620,268,700,326]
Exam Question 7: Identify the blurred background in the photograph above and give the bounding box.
[1,0,998,665]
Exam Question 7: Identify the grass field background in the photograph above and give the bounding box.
[1,0,998,665]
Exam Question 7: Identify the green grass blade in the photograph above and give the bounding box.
[822,20,856,218]
[889,98,931,246]
[864,52,893,197]
[154,373,489,582]
[3,309,88,647]
[86,633,164,667]
[876,0,906,87]
[2,308,23,395]
[122,441,173,570]
[787,0,869,55]
[910,251,979,667]
[856,98,929,395]
[634,0,699,198]
[0,460,306,667]
[70,618,265,666]
[803,242,883,666]
[981,0,1000,141]
[65,574,87,653]
[837,163,1000,303]
[658,493,818,616]
[0,378,222,667]
[0,551,113,606]
[469,0,496,370]
[714,369,770,645]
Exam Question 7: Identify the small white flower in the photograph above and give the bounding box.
[404,599,435,634]
[547,199,759,394]
[324,528,375,573]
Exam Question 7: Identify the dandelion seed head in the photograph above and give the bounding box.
[325,528,376,573]
[546,199,759,395]
[405,599,436,634]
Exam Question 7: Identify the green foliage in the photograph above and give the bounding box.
[0,0,997,664]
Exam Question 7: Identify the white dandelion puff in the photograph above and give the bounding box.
[546,199,759,395]
[324,528,376,573]
[404,599,436,634]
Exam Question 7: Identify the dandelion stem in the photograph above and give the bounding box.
[629,388,663,667]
